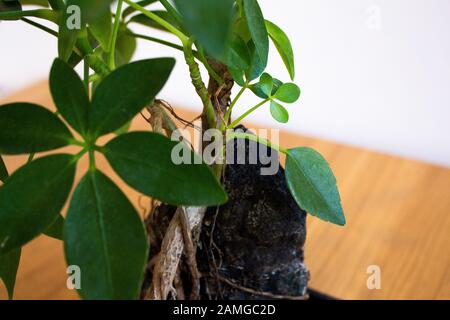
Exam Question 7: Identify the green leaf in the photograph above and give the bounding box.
[64,170,148,300]
[250,77,282,99]
[0,103,73,155]
[114,26,137,67]
[0,154,76,254]
[57,15,79,62]
[89,58,175,138]
[259,73,273,97]
[0,156,8,182]
[43,214,65,240]
[103,132,228,206]
[0,248,21,300]
[174,0,234,58]
[275,83,301,103]
[229,67,246,87]
[65,0,113,25]
[270,101,289,123]
[285,148,346,226]
[246,40,265,81]
[225,34,251,71]
[266,20,295,80]
[243,0,269,69]
[0,0,21,20]
[89,8,112,50]
[50,58,90,136]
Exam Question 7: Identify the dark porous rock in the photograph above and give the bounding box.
[198,126,309,299]
[141,126,310,300]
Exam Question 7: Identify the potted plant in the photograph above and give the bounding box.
[0,0,345,300]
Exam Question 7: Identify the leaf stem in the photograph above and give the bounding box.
[195,44,223,85]
[226,131,288,154]
[88,149,96,171]
[108,0,124,70]
[159,0,183,25]
[126,31,185,53]
[228,98,270,129]
[20,17,58,36]
[123,0,188,44]
[223,86,247,130]
[183,39,216,129]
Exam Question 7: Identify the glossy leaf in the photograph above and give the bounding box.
[246,40,265,81]
[270,101,289,123]
[65,0,113,25]
[43,214,65,240]
[225,35,251,71]
[0,154,76,254]
[114,26,137,67]
[174,0,234,58]
[0,156,8,182]
[266,20,295,80]
[275,83,301,103]
[89,8,112,50]
[0,103,73,155]
[50,58,90,136]
[57,13,79,62]
[243,0,268,69]
[0,0,21,21]
[64,170,148,300]
[89,58,175,138]
[259,73,273,97]
[0,248,21,300]
[250,77,282,99]
[285,148,346,226]
[103,132,228,206]
[229,67,246,87]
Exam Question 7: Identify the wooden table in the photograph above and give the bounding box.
[1,82,449,300]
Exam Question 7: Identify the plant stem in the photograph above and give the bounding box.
[88,149,96,171]
[123,0,188,44]
[20,17,58,36]
[228,98,270,129]
[195,45,223,85]
[127,31,185,53]
[223,86,247,130]
[226,131,288,154]
[84,58,90,95]
[21,18,108,76]
[108,0,124,70]
[159,0,183,25]
[183,41,217,129]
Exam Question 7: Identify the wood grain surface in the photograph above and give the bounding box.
[1,81,449,300]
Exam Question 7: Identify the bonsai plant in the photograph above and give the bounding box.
[0,0,345,300]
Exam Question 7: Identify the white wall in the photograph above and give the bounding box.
[1,0,450,167]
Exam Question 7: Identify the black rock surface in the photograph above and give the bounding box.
[142,126,310,299]
[199,126,310,299]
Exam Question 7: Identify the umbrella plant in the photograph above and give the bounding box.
[0,0,345,300]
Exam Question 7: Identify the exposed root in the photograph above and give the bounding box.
[144,206,206,300]
[216,275,310,301]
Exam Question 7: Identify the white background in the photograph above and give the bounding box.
[1,0,449,167]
